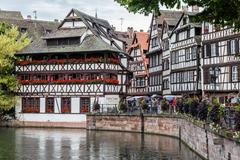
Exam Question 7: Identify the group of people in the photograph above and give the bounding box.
[126,96,178,114]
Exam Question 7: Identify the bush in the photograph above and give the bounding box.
[209,104,220,124]
[176,98,184,113]
[189,98,199,117]
[183,99,190,114]
[197,100,209,121]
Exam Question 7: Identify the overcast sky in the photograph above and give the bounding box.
[0,0,152,32]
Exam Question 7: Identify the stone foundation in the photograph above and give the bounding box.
[87,114,240,160]
[0,120,86,128]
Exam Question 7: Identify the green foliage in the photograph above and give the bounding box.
[189,97,199,117]
[209,104,221,124]
[118,99,127,112]
[115,0,240,30]
[176,98,184,113]
[0,22,30,111]
[197,100,208,121]
[235,111,240,130]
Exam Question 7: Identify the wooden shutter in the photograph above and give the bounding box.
[216,42,219,56]
[229,66,232,82]
[227,40,231,55]
[203,68,210,84]
[206,44,211,57]
[238,65,240,81]
[235,39,239,54]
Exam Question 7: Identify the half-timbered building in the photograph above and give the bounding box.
[170,11,202,95]
[147,10,182,96]
[202,23,240,102]
[128,31,149,96]
[15,9,130,127]
[161,12,182,96]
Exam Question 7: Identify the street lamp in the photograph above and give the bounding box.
[194,36,202,96]
[209,67,221,94]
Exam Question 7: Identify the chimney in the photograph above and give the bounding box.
[27,15,32,20]
[54,19,59,22]
[182,6,188,13]
[140,29,144,32]
[111,25,116,31]
[127,27,134,39]
[192,5,199,13]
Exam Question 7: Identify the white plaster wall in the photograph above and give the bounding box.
[15,97,22,113]
[17,113,86,122]
[40,98,45,113]
[54,98,61,113]
[71,97,80,113]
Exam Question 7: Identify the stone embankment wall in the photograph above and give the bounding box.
[87,114,240,160]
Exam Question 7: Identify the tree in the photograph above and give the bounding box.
[0,22,30,111]
[115,0,240,29]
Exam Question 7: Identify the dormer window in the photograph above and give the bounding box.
[46,29,52,34]
[46,37,80,46]
[183,17,187,25]
[20,28,27,33]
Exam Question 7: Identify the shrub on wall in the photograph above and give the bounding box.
[197,100,209,121]
[176,98,184,113]
[189,97,199,117]
[208,97,221,124]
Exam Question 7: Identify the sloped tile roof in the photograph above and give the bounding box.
[18,34,122,54]
[0,10,23,20]
[156,10,183,25]
[42,28,86,39]
[134,32,149,50]
[0,18,59,40]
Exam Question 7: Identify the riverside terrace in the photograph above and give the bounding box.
[94,96,240,132]
[87,97,240,160]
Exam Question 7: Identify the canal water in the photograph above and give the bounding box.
[0,128,203,160]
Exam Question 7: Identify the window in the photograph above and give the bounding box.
[151,37,158,48]
[211,43,216,57]
[171,52,176,64]
[80,97,90,113]
[189,71,194,82]
[232,66,238,82]
[136,77,145,87]
[185,48,191,61]
[228,40,236,55]
[61,97,71,113]
[46,29,52,34]
[203,22,209,33]
[20,28,27,33]
[183,17,187,25]
[133,49,137,57]
[22,97,40,113]
[163,79,169,89]
[192,47,197,60]
[163,59,169,70]
[46,97,54,113]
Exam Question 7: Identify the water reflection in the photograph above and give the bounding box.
[0,128,203,160]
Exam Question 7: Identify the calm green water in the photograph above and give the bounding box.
[0,128,203,160]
